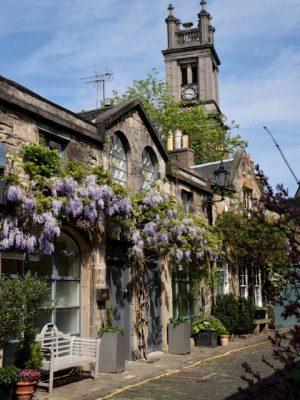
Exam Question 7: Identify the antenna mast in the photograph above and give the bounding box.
[263,126,300,186]
[81,69,113,107]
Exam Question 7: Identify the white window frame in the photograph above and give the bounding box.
[253,267,262,307]
[109,134,127,185]
[239,266,248,298]
[141,149,156,190]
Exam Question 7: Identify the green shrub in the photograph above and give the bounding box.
[169,315,187,326]
[0,366,19,386]
[236,297,255,334]
[212,294,239,334]
[23,342,43,370]
[212,294,255,335]
[21,144,61,179]
[0,273,50,369]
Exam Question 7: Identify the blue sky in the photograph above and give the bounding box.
[0,0,299,195]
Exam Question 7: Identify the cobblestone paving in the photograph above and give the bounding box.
[110,342,278,400]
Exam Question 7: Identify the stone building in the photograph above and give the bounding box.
[0,1,262,360]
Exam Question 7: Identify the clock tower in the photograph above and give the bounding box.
[162,1,221,112]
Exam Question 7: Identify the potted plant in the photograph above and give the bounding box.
[254,306,267,320]
[98,324,125,373]
[192,316,220,347]
[0,365,19,400]
[15,369,41,400]
[218,325,230,346]
[168,315,190,355]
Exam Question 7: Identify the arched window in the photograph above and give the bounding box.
[141,149,156,190]
[109,134,127,185]
[0,232,81,335]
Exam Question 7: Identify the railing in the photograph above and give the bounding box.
[176,29,201,46]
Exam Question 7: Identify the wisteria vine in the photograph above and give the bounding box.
[0,145,220,358]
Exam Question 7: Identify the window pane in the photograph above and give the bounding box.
[56,308,79,334]
[29,254,52,277]
[36,309,52,332]
[56,281,79,307]
[1,256,24,277]
[192,65,198,84]
[56,234,79,278]
[181,66,188,86]
[110,134,127,185]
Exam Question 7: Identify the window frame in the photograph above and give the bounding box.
[141,149,157,190]
[239,266,248,298]
[181,190,193,214]
[109,133,128,185]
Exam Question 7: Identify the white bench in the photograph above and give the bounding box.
[36,323,101,394]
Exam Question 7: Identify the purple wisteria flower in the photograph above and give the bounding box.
[7,185,24,202]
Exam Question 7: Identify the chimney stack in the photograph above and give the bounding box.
[167,131,195,167]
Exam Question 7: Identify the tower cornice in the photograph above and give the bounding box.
[162,44,221,66]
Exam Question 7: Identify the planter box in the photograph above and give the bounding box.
[194,331,218,347]
[0,385,13,400]
[168,322,191,355]
[99,332,125,373]
[254,309,267,320]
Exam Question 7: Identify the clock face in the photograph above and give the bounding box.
[182,87,197,101]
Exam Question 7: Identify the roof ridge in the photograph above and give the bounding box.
[192,158,234,169]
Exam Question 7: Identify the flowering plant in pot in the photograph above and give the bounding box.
[15,369,41,400]
[0,365,19,400]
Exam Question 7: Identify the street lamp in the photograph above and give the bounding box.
[213,160,229,201]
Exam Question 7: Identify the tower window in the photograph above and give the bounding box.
[181,65,188,86]
[192,65,198,84]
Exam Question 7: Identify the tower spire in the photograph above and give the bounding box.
[168,3,174,16]
[200,0,207,11]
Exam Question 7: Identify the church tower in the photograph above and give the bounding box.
[162,1,221,112]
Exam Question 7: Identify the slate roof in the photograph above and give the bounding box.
[192,158,234,184]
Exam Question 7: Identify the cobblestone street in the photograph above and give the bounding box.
[104,341,278,400]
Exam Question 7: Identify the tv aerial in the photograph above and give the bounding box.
[81,69,113,107]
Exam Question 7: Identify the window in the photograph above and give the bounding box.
[40,133,67,158]
[181,65,188,86]
[253,267,262,307]
[141,149,156,190]
[182,190,193,214]
[0,233,81,335]
[109,134,127,185]
[0,143,6,171]
[243,188,252,211]
[172,265,191,319]
[239,266,248,298]
[192,65,198,84]
[217,262,229,295]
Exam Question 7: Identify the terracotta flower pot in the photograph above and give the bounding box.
[220,334,230,346]
[15,381,37,400]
